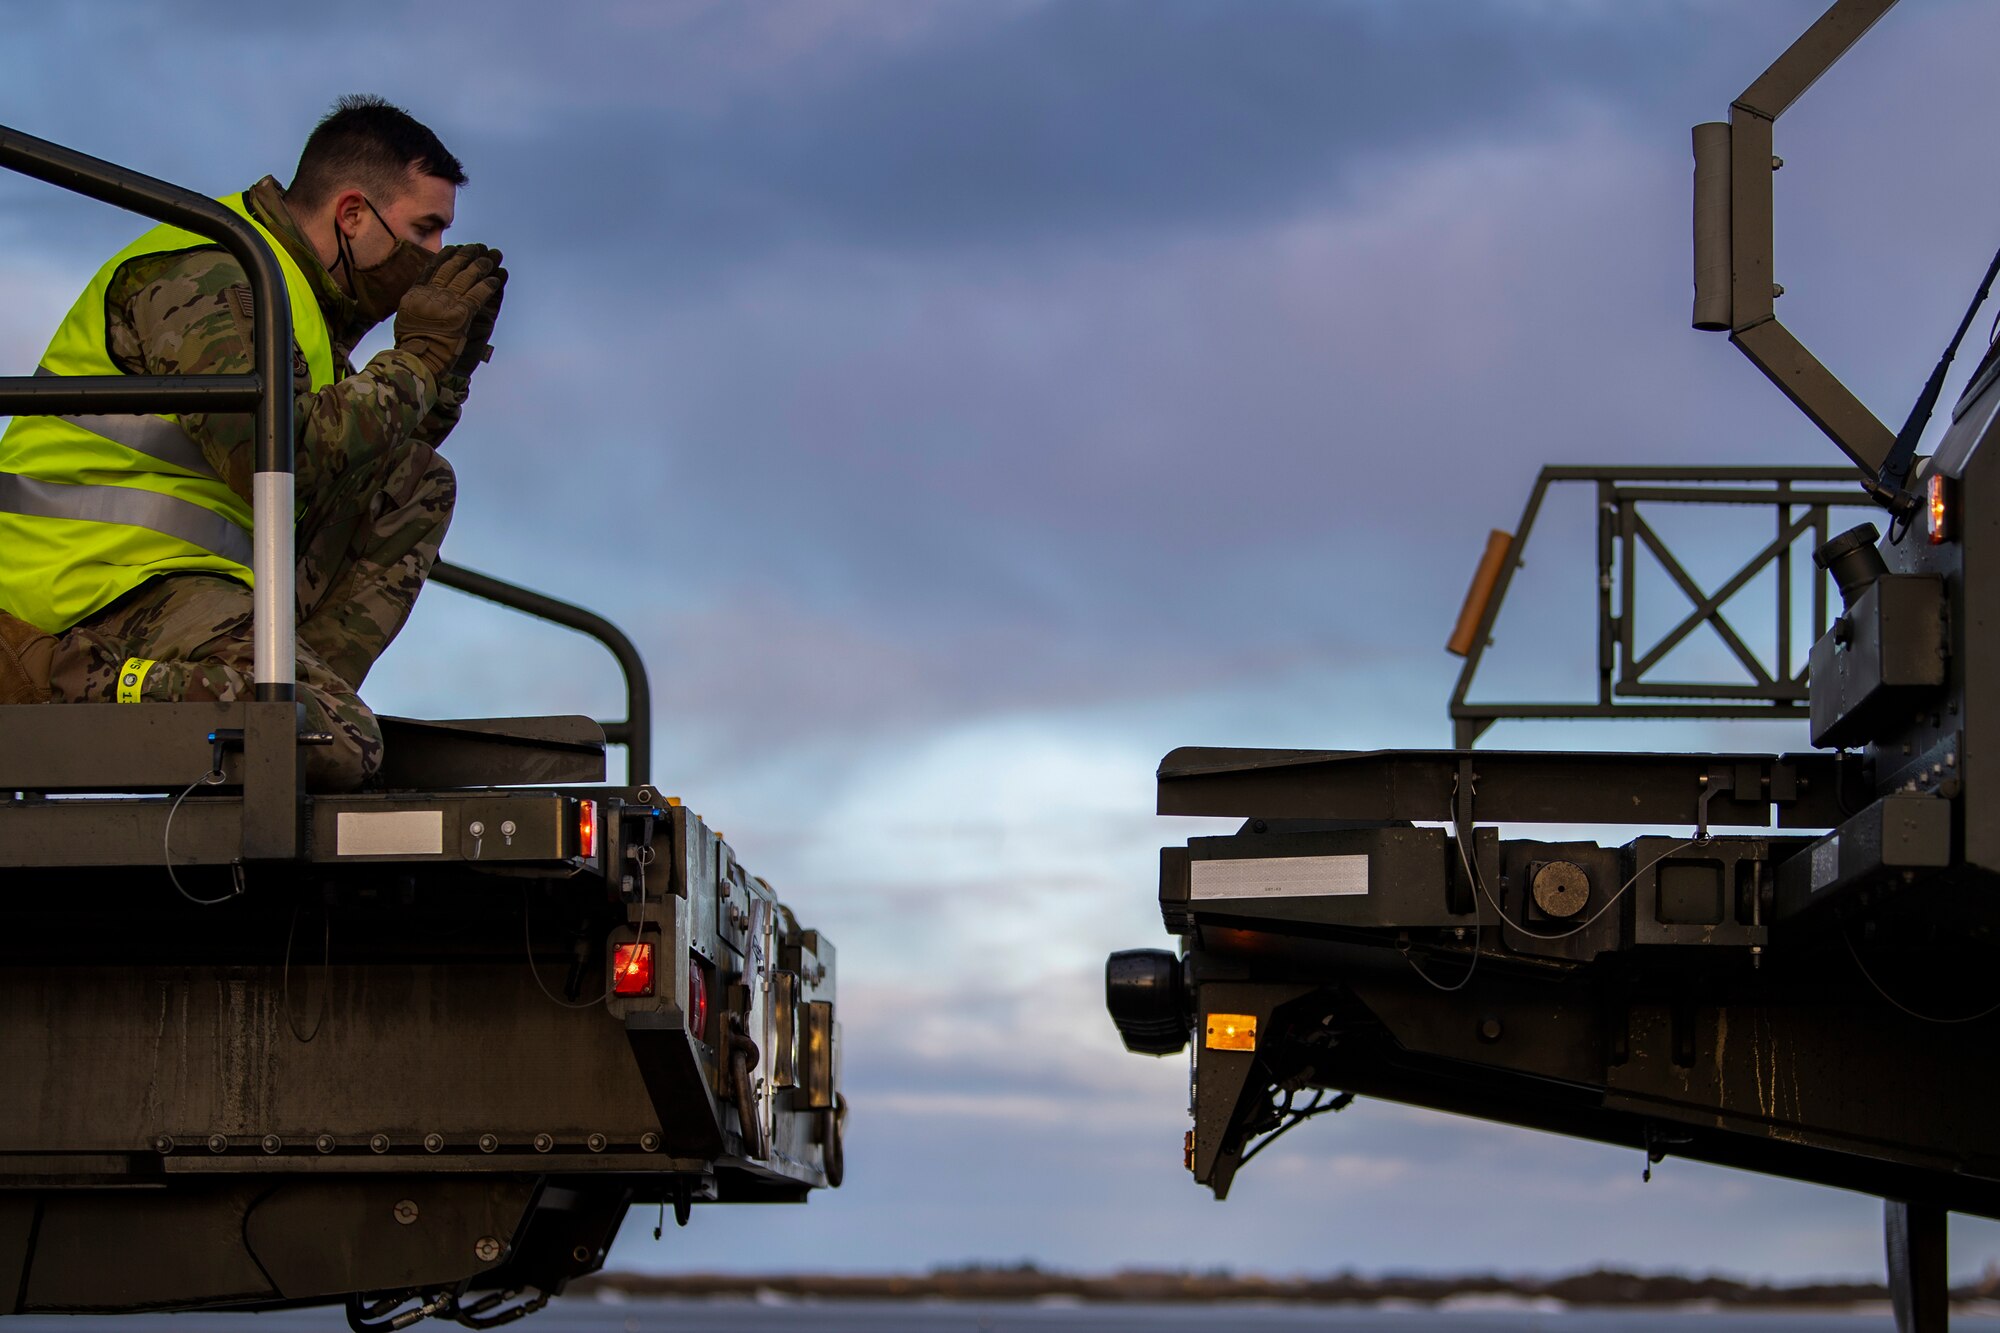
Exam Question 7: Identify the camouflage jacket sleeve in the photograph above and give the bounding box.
[410,370,470,450]
[105,249,440,503]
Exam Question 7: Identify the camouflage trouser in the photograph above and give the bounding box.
[49,441,455,790]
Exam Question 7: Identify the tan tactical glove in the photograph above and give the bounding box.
[0,609,54,705]
[449,250,506,380]
[393,244,505,381]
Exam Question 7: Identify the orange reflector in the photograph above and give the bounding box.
[578,800,598,859]
[1204,1013,1257,1051]
[612,941,655,996]
[1446,530,1514,657]
[1929,473,1951,545]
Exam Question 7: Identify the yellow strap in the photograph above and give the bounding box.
[115,656,155,703]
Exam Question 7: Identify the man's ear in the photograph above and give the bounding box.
[331,188,369,238]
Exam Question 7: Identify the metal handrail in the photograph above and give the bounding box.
[1447,465,1875,747]
[428,561,653,784]
[0,129,655,789]
[0,122,296,701]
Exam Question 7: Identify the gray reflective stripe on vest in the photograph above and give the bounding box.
[33,365,216,477]
[0,474,253,567]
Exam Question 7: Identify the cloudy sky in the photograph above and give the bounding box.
[7,0,2000,1285]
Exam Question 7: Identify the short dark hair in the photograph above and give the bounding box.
[288,94,466,210]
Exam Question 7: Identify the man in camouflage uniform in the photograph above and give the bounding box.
[29,97,504,788]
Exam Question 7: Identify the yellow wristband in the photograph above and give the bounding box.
[115,656,156,704]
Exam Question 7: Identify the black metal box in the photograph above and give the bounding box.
[1808,574,1946,749]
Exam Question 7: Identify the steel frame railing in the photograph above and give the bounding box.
[429,562,652,784]
[1449,465,1877,747]
[0,121,298,700]
[0,124,653,789]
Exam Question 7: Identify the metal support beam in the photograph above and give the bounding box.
[1885,1199,1949,1333]
[1157,746,1862,829]
[1691,1,1903,489]
[1733,319,1896,477]
[1737,0,1898,120]
[1728,108,1776,333]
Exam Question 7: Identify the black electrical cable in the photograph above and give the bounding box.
[282,895,330,1043]
[1419,793,1700,979]
[1238,1090,1356,1169]
[1476,838,1701,943]
[1843,928,2000,1025]
[1403,806,1486,993]
[523,838,649,1010]
[1878,234,2000,498]
[1403,901,1480,991]
[524,896,609,1011]
[163,766,241,906]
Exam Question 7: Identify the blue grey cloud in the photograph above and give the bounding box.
[8,1,2000,1284]
[473,0,1709,280]
[4,2,1747,273]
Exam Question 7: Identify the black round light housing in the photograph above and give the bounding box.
[1814,523,1887,610]
[1106,949,1189,1056]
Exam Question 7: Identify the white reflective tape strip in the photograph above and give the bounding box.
[63,414,214,475]
[252,470,294,690]
[336,810,443,857]
[0,474,252,566]
[33,365,216,477]
[1190,854,1370,901]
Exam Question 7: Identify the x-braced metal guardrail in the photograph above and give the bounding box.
[1448,465,1877,747]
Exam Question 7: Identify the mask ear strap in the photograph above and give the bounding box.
[332,199,359,295]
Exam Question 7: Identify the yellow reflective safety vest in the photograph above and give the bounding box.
[0,193,335,633]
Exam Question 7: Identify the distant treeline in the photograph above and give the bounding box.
[578,1262,2000,1306]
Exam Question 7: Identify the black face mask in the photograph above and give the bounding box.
[331,196,431,340]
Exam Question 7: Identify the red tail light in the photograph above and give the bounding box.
[612,941,655,996]
[578,800,598,859]
[688,958,709,1037]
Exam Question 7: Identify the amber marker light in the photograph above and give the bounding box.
[1929,473,1952,545]
[1204,1013,1257,1051]
[687,957,709,1037]
[612,941,655,997]
[577,800,598,859]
